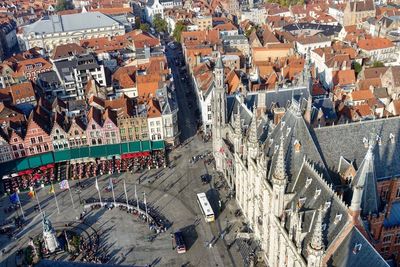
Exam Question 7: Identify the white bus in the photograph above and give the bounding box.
[197,192,215,222]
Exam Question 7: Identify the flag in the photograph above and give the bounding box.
[9,192,20,204]
[95,178,99,191]
[28,190,35,198]
[49,184,55,194]
[59,180,69,190]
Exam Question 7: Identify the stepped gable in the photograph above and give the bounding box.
[312,116,400,181]
[103,108,118,126]
[27,108,51,135]
[87,106,103,127]
[286,159,349,259]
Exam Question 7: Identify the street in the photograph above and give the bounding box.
[0,44,246,267]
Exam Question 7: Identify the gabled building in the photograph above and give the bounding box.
[67,117,87,148]
[50,112,69,151]
[23,110,53,156]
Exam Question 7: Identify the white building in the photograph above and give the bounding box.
[53,54,107,100]
[145,0,165,23]
[295,36,331,55]
[21,12,125,52]
[240,8,267,25]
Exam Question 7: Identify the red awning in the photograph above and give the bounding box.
[40,166,47,171]
[46,164,55,168]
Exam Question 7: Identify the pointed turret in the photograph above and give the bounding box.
[307,208,325,267]
[310,208,324,251]
[350,145,380,217]
[273,137,287,181]
[215,53,224,69]
[272,137,287,217]
[234,104,241,135]
[249,105,258,144]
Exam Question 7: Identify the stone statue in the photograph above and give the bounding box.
[42,213,53,233]
[41,212,59,253]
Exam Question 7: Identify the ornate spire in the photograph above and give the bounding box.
[234,104,241,135]
[310,208,324,251]
[215,53,224,69]
[273,137,287,180]
[249,105,258,143]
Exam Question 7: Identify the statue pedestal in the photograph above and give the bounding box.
[43,230,59,253]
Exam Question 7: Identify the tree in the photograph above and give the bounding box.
[140,23,151,32]
[372,61,385,68]
[173,21,187,42]
[153,14,168,33]
[55,0,73,11]
[353,62,362,76]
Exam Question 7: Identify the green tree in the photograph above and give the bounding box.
[56,0,73,11]
[372,61,385,68]
[140,23,151,32]
[153,14,168,33]
[173,21,187,42]
[353,62,362,76]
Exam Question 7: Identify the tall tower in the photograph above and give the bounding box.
[272,137,287,218]
[247,105,258,160]
[212,54,226,171]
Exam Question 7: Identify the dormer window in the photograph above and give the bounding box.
[314,188,321,199]
[363,137,368,148]
[353,243,362,254]
[390,133,395,144]
[324,201,331,210]
[334,213,342,224]
[294,140,301,153]
[305,177,312,188]
[376,135,382,146]
[298,197,306,207]
[286,127,291,137]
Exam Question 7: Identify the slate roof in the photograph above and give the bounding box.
[263,102,334,185]
[351,146,381,216]
[286,160,349,259]
[328,227,388,267]
[282,23,342,37]
[312,98,337,121]
[313,116,400,180]
[244,86,310,113]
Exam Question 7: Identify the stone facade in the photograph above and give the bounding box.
[211,56,389,266]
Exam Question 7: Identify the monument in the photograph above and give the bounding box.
[42,213,59,253]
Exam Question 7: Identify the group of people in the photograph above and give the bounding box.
[3,166,55,192]
[2,151,166,193]
[85,197,170,235]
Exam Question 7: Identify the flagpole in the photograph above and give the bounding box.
[135,183,139,212]
[33,187,42,214]
[143,192,148,223]
[17,193,25,220]
[123,180,129,207]
[52,184,60,214]
[96,178,103,206]
[110,178,116,205]
[68,188,75,209]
